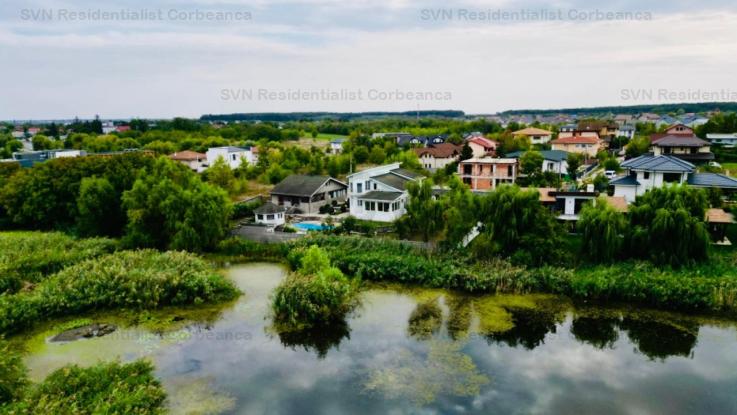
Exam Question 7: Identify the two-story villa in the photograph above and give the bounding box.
[347,163,423,222]
[457,157,517,190]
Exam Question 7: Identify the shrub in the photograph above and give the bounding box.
[0,250,239,335]
[272,246,359,329]
[4,360,166,414]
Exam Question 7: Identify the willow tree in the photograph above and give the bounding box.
[439,176,479,249]
[397,179,442,243]
[626,185,709,266]
[578,198,627,263]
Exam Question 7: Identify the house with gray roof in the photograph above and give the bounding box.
[507,150,569,175]
[347,162,423,222]
[612,154,737,203]
[270,175,347,214]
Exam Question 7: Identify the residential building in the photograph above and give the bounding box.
[550,187,599,221]
[512,127,553,145]
[206,146,258,169]
[615,124,636,139]
[26,127,41,136]
[329,138,346,154]
[649,124,713,162]
[457,157,517,190]
[169,150,207,172]
[413,143,462,171]
[347,162,423,222]
[11,149,85,167]
[611,154,737,203]
[706,133,737,148]
[270,175,348,214]
[253,202,286,226]
[466,137,498,158]
[507,150,568,175]
[550,136,601,157]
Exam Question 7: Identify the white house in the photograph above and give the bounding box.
[253,202,286,226]
[413,143,461,172]
[706,133,737,148]
[507,150,569,175]
[206,146,258,169]
[347,162,423,222]
[611,154,737,203]
[329,138,346,154]
[615,124,636,139]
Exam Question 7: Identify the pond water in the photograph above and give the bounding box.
[17,263,737,414]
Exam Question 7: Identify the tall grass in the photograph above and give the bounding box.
[0,250,240,335]
[0,232,118,294]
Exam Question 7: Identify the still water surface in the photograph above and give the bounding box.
[20,263,737,414]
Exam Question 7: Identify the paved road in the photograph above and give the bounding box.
[231,225,305,244]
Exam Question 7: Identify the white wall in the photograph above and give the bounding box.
[255,212,285,226]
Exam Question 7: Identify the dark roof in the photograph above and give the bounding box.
[620,155,695,172]
[688,173,737,189]
[358,191,404,201]
[254,202,287,214]
[652,135,710,147]
[373,173,411,191]
[506,150,568,162]
[271,175,345,197]
[610,175,640,186]
[390,168,423,179]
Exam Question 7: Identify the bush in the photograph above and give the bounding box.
[0,232,118,294]
[272,246,359,329]
[231,200,263,220]
[4,360,166,414]
[0,250,240,335]
[0,340,28,405]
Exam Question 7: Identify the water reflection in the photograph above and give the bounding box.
[486,308,561,350]
[571,317,620,349]
[271,320,351,359]
[619,318,698,360]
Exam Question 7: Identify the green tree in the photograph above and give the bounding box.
[566,153,584,180]
[625,136,650,159]
[440,176,478,248]
[204,157,245,196]
[76,176,121,237]
[579,198,627,263]
[368,146,387,164]
[460,143,473,161]
[626,185,709,266]
[520,150,544,177]
[397,179,442,242]
[122,158,232,252]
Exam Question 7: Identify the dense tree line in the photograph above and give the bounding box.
[0,153,231,252]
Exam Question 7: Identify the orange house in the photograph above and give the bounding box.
[458,157,518,190]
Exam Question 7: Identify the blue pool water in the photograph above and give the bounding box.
[293,223,329,231]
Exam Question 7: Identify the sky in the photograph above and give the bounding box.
[2,0,737,120]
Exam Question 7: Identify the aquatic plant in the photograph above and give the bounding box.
[365,340,490,405]
[0,232,118,294]
[2,360,166,414]
[271,246,360,330]
[0,340,28,405]
[0,250,240,335]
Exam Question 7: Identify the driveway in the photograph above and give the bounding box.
[231,225,305,244]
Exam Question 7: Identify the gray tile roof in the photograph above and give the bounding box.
[359,191,404,201]
[609,175,640,186]
[620,155,695,173]
[271,175,345,197]
[687,173,737,189]
[390,168,423,179]
[373,173,411,191]
[254,202,287,214]
[652,135,710,147]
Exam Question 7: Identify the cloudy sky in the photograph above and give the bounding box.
[2,0,737,119]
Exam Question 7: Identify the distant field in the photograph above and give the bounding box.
[300,133,348,141]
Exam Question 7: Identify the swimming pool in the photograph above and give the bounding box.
[293,222,330,231]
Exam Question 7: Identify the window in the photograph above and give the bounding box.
[643,172,650,179]
[358,199,363,207]
[365,181,370,190]
[258,214,264,220]
[267,214,274,220]
[663,173,682,183]
[507,165,513,176]
[357,183,363,193]
[231,154,237,161]
[374,183,377,190]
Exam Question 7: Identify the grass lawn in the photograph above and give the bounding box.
[300,133,349,141]
[721,162,737,176]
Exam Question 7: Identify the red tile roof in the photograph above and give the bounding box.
[413,143,462,158]
[169,150,206,161]
[551,136,600,145]
[468,137,497,148]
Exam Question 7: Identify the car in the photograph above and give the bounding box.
[604,170,617,179]
[709,161,722,168]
